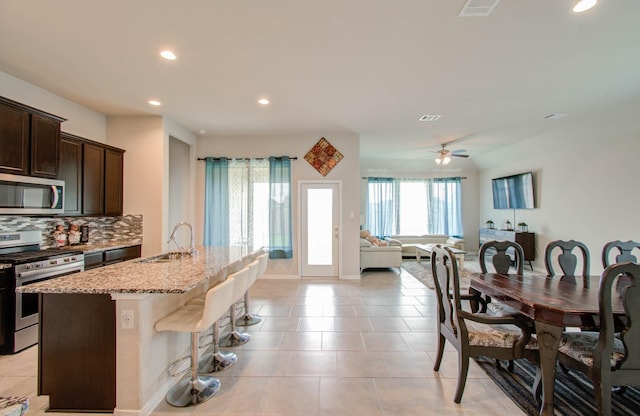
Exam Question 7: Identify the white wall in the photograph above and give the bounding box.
[168,137,192,249]
[475,97,640,275]
[360,158,480,251]
[196,134,361,278]
[107,116,165,256]
[0,71,107,141]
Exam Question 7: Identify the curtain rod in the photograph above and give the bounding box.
[197,156,297,161]
[361,176,467,180]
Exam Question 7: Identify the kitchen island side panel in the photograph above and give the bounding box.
[39,293,116,412]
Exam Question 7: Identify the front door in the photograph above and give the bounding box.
[300,182,340,277]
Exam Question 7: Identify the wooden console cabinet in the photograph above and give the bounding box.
[479,228,535,262]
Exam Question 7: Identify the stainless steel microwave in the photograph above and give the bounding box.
[0,173,64,215]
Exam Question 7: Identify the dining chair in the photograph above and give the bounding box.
[601,240,640,268]
[430,245,538,403]
[545,240,590,284]
[557,261,640,416]
[478,240,525,319]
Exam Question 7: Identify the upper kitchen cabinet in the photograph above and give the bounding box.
[0,96,65,178]
[104,148,124,215]
[82,142,105,215]
[58,132,125,216]
[59,133,83,215]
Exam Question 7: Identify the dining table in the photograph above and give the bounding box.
[469,272,625,416]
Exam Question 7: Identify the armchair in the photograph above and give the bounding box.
[430,245,538,403]
[557,261,640,416]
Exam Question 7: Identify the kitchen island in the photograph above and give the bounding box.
[18,246,262,416]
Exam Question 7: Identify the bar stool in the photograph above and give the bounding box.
[221,267,252,347]
[155,277,234,407]
[188,271,250,372]
[236,259,261,326]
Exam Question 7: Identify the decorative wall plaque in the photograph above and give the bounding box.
[304,137,343,177]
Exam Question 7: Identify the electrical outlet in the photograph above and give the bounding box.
[121,309,134,329]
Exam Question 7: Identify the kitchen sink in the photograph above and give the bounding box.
[138,252,191,263]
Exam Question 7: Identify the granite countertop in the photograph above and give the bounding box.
[17,246,261,295]
[65,241,142,254]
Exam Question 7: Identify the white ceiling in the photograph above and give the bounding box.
[1,0,639,165]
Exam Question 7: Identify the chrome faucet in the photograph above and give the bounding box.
[167,221,196,256]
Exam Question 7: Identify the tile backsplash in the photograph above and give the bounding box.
[0,215,143,248]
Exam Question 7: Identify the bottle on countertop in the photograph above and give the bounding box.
[80,225,89,243]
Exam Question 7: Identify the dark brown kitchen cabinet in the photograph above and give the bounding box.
[104,148,124,215]
[0,96,65,178]
[59,133,83,215]
[83,251,104,270]
[30,114,61,178]
[58,132,125,216]
[39,293,116,412]
[0,101,29,175]
[82,142,105,215]
[82,245,141,270]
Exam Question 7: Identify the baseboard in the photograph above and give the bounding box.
[340,274,361,280]
[258,274,361,280]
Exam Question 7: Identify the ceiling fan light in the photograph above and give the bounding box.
[572,0,597,13]
[435,157,442,165]
[443,156,451,165]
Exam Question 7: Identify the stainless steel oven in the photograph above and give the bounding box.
[0,230,84,353]
[14,255,84,332]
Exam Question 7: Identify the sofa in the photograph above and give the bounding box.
[384,235,465,257]
[360,237,402,272]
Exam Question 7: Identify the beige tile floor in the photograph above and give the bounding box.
[0,266,525,416]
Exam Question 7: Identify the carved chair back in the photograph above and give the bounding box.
[601,240,640,268]
[478,240,525,275]
[544,240,590,280]
[431,245,464,337]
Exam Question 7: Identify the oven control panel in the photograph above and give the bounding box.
[15,254,85,278]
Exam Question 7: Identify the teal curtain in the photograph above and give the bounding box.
[268,157,292,259]
[366,177,395,237]
[428,177,463,237]
[203,157,229,246]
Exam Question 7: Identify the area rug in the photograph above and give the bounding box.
[402,260,471,290]
[475,356,640,415]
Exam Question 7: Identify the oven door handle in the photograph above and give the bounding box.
[17,262,84,281]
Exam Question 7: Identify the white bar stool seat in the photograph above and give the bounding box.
[155,277,234,407]
[221,267,252,347]
[236,253,267,326]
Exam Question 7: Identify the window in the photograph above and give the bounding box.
[203,157,292,258]
[366,177,463,237]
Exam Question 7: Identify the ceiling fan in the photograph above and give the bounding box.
[433,144,469,165]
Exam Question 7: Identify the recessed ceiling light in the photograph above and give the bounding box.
[148,99,162,106]
[419,114,441,121]
[160,50,177,60]
[258,98,270,105]
[199,129,207,135]
[572,0,597,13]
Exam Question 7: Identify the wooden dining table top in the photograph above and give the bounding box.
[469,273,625,327]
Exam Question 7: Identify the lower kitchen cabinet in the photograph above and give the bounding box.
[84,245,142,270]
[39,293,116,412]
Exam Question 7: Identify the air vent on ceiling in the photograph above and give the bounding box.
[543,113,568,120]
[419,114,441,122]
[458,0,501,17]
